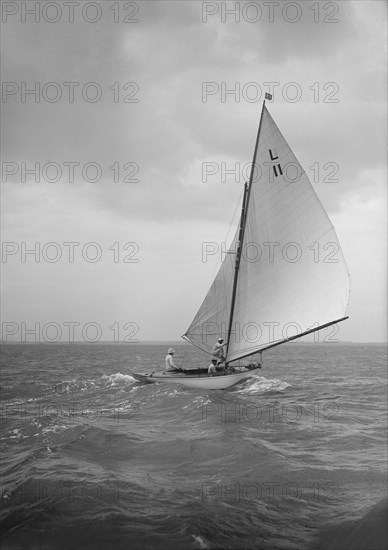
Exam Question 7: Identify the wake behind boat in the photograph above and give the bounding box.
[134,97,350,390]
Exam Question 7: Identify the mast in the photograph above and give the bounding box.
[225,100,266,362]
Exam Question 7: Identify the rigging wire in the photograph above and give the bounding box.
[179,340,189,369]
[201,186,245,297]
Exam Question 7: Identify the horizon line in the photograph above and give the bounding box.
[2,340,387,345]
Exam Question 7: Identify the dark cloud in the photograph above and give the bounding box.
[2,0,386,341]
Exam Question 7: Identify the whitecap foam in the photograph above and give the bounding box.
[41,424,69,436]
[101,373,136,386]
[8,428,28,440]
[183,395,212,410]
[192,535,208,549]
[238,376,291,394]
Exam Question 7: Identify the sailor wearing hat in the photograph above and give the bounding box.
[165,348,180,372]
[212,338,227,364]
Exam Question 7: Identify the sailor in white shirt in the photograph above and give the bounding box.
[212,338,227,364]
[165,348,180,372]
[208,359,218,375]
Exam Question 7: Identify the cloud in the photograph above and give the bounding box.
[332,182,387,341]
[1,0,386,341]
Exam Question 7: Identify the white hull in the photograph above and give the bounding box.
[132,367,260,390]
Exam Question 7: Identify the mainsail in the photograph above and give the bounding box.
[184,104,350,363]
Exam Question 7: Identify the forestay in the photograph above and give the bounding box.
[183,229,238,355]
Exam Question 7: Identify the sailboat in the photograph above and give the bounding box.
[133,98,350,389]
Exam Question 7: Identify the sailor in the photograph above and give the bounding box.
[212,338,227,364]
[165,348,180,372]
[208,359,218,375]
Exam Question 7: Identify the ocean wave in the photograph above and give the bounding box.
[1,342,386,550]
[101,373,136,387]
[238,376,291,394]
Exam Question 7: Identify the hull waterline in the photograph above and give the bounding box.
[132,367,260,390]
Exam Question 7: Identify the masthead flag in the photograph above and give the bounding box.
[265,93,273,100]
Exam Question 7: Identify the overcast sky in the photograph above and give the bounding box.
[1,0,386,343]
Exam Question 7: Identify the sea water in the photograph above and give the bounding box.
[1,342,387,549]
